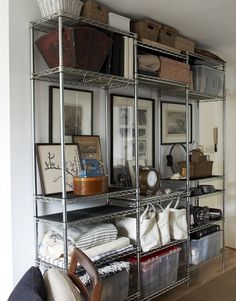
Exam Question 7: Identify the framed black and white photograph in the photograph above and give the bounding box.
[161,101,192,144]
[49,86,93,143]
[111,94,154,184]
[36,143,80,195]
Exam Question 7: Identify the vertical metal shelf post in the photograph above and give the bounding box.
[58,15,68,270]
[185,54,191,282]
[104,87,110,187]
[134,36,141,298]
[222,62,226,269]
[30,25,39,264]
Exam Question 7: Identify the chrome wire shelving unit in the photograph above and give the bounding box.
[31,11,226,301]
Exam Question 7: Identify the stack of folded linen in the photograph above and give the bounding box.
[39,222,133,267]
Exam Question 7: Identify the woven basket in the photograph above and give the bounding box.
[37,0,83,18]
[81,0,109,24]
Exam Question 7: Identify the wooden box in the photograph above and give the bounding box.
[175,35,195,53]
[159,25,178,47]
[73,176,108,195]
[81,0,109,24]
[158,56,191,84]
[131,18,162,41]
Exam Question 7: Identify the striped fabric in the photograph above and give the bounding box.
[54,223,118,250]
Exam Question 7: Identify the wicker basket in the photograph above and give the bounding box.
[37,0,83,18]
[179,149,213,179]
[81,0,109,24]
[131,18,162,41]
[159,25,178,47]
[158,56,191,84]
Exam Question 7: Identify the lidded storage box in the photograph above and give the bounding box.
[81,0,109,24]
[191,65,224,97]
[131,18,162,41]
[158,56,191,84]
[129,247,180,297]
[108,12,130,31]
[37,0,83,18]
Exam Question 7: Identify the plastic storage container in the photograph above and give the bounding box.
[189,230,221,265]
[191,65,224,97]
[129,247,180,297]
[87,270,129,301]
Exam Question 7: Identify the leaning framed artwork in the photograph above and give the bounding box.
[161,101,192,144]
[73,135,102,161]
[36,143,80,195]
[49,86,93,143]
[111,94,155,185]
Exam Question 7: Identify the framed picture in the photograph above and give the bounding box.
[36,143,80,195]
[161,101,192,144]
[73,135,102,161]
[49,86,93,143]
[111,94,155,184]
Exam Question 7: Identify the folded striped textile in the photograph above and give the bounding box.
[39,236,132,268]
[54,223,118,250]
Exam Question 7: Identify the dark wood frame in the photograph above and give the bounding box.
[72,135,102,162]
[110,94,155,185]
[161,101,192,145]
[49,86,93,143]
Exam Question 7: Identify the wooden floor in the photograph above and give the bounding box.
[154,247,236,301]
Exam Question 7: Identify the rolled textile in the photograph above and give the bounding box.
[138,54,160,72]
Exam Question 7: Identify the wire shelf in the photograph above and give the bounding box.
[187,51,225,69]
[32,67,135,89]
[137,41,187,60]
[138,74,187,90]
[190,223,222,234]
[36,205,137,225]
[112,191,186,208]
[30,13,136,38]
[192,189,224,200]
[140,276,190,301]
[38,246,137,271]
[35,188,137,204]
[125,292,141,301]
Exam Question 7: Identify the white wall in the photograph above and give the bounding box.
[0,1,13,299]
[0,1,40,299]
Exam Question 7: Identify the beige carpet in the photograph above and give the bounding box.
[176,267,236,301]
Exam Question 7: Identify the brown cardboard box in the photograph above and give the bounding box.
[175,35,195,53]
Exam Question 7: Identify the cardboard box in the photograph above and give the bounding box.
[175,35,195,53]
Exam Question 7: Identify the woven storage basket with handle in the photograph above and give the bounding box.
[179,149,213,179]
